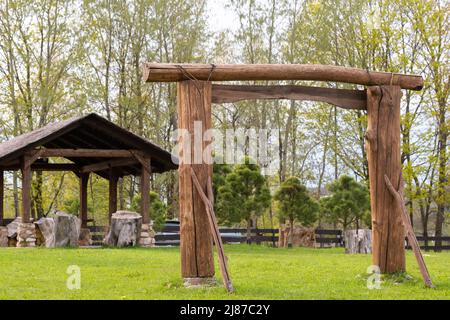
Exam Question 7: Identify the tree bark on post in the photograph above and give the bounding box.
[80,173,89,228]
[21,155,32,223]
[177,80,215,284]
[140,156,151,224]
[109,170,118,222]
[365,85,405,273]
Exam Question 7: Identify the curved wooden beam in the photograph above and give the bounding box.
[212,84,367,110]
[143,63,424,91]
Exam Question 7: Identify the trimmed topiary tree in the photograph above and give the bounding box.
[216,157,271,242]
[274,177,318,247]
[319,175,370,231]
[132,191,167,232]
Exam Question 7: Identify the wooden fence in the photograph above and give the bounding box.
[314,229,343,247]
[2,218,450,251]
[154,226,279,246]
[90,225,450,251]
[407,236,450,251]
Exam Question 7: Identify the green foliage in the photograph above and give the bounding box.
[320,175,370,230]
[212,162,232,202]
[63,198,80,216]
[132,191,167,232]
[274,177,318,227]
[216,157,271,226]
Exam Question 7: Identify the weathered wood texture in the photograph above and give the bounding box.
[177,80,215,279]
[191,170,234,292]
[80,173,89,228]
[212,84,367,110]
[143,63,424,90]
[139,156,151,224]
[0,114,177,175]
[109,170,118,222]
[35,217,56,247]
[21,155,32,223]
[384,175,434,287]
[80,158,137,173]
[104,211,142,247]
[365,85,405,273]
[53,211,81,247]
[0,163,79,172]
[39,148,134,158]
[344,229,372,254]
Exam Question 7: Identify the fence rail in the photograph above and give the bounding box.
[156,227,280,246]
[2,218,450,251]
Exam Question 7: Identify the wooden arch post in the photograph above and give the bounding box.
[143,63,424,279]
[366,85,405,273]
[177,80,215,285]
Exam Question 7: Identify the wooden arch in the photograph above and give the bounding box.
[143,63,424,281]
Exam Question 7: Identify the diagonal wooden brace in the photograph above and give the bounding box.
[384,174,435,288]
[190,167,234,293]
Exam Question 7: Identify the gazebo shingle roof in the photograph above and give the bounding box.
[0,113,177,176]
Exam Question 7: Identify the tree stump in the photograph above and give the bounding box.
[0,227,8,247]
[6,217,20,238]
[34,217,56,248]
[344,229,372,254]
[104,211,142,247]
[279,225,315,248]
[53,211,81,247]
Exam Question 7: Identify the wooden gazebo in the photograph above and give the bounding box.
[0,113,177,246]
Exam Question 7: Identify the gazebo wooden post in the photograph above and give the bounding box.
[21,154,32,223]
[177,80,215,285]
[109,169,118,222]
[140,156,151,224]
[80,172,89,228]
[0,171,4,226]
[17,153,36,247]
[78,171,92,246]
[138,155,155,247]
[366,85,405,273]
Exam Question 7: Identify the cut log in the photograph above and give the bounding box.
[365,85,405,273]
[53,211,81,247]
[143,63,424,90]
[177,80,215,279]
[0,163,79,172]
[190,170,234,292]
[0,227,7,247]
[34,217,56,248]
[212,84,367,110]
[279,225,315,248]
[344,229,372,254]
[104,211,142,247]
[384,174,434,288]
[39,148,135,158]
[6,217,21,239]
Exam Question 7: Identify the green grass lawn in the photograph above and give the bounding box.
[0,245,449,300]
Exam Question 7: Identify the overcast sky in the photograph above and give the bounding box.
[206,0,239,33]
